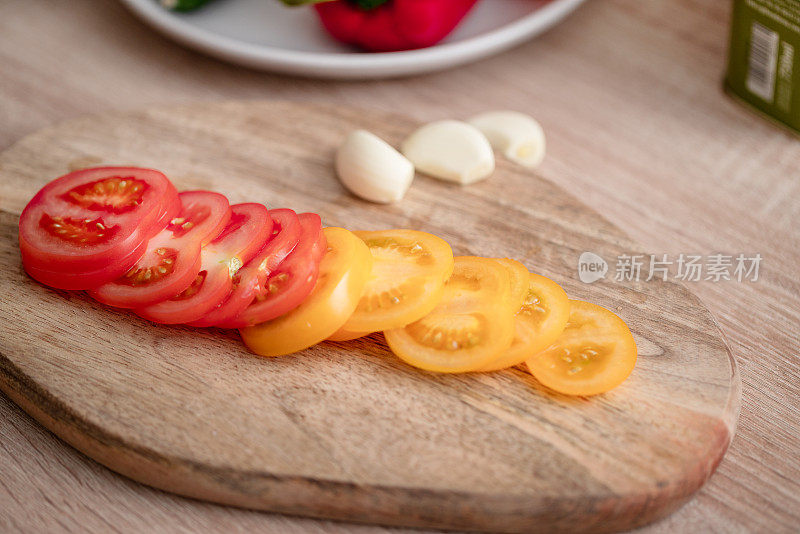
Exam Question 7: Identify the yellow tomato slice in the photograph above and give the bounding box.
[339,230,454,333]
[436,256,512,313]
[384,256,514,373]
[494,258,529,311]
[240,227,372,357]
[481,272,570,371]
[525,300,637,396]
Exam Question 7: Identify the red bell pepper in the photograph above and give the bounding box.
[281,0,480,52]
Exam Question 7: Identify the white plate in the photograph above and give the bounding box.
[119,0,586,79]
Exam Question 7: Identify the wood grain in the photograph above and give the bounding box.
[0,1,798,533]
[0,101,737,533]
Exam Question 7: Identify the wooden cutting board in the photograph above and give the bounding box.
[0,101,739,533]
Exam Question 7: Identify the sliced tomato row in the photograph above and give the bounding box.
[240,226,374,356]
[20,167,326,329]
[380,252,637,396]
[20,166,637,397]
[189,208,301,327]
[243,229,636,397]
[135,201,273,323]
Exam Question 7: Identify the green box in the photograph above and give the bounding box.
[725,0,800,134]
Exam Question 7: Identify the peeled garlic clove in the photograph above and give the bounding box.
[400,120,494,185]
[468,111,546,169]
[335,130,414,204]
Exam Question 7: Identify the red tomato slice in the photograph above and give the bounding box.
[90,191,231,308]
[310,221,327,261]
[19,167,179,281]
[189,208,301,328]
[22,180,182,290]
[217,212,324,329]
[136,203,273,324]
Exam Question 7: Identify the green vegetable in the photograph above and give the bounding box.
[160,0,213,12]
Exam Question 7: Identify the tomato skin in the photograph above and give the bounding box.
[135,203,273,324]
[525,300,637,396]
[21,233,150,290]
[19,167,178,279]
[327,327,371,342]
[218,213,324,329]
[240,227,372,357]
[90,191,231,309]
[189,209,301,328]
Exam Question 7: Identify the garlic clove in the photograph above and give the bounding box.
[468,111,546,169]
[400,120,494,185]
[335,130,415,204]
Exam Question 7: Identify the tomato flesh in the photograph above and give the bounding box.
[525,300,637,396]
[59,176,150,213]
[90,191,231,308]
[240,227,372,357]
[136,203,273,324]
[218,213,324,329]
[37,213,120,245]
[384,256,515,373]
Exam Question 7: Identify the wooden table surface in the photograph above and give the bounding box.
[0,1,797,533]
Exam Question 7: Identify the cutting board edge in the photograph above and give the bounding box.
[0,343,734,534]
[702,291,742,437]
